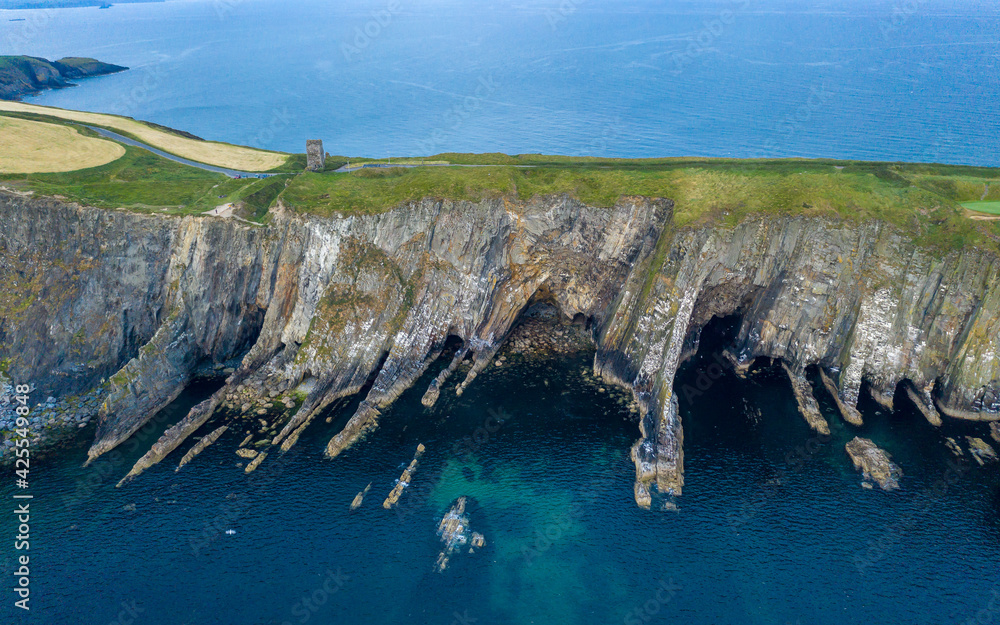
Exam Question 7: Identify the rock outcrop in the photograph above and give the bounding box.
[0,56,128,101]
[966,437,998,465]
[435,496,485,572]
[818,367,863,426]
[1,190,999,507]
[350,483,372,511]
[177,425,227,471]
[845,437,902,490]
[383,444,425,509]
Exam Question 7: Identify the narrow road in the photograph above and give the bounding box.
[84,125,528,177]
[82,125,277,178]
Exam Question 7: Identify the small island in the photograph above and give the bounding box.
[0,55,128,101]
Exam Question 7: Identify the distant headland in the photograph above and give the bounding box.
[0,55,128,101]
[1,1,162,8]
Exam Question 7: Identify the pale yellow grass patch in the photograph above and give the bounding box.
[0,116,126,173]
[0,101,288,172]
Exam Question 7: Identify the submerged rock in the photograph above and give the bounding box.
[435,496,485,572]
[965,437,998,466]
[470,532,485,550]
[350,483,372,511]
[945,437,964,457]
[383,444,426,509]
[990,422,1000,444]
[845,437,901,491]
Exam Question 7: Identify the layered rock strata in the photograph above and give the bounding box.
[1,191,998,507]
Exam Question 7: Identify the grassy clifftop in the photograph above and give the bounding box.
[0,106,998,254]
[280,156,1000,254]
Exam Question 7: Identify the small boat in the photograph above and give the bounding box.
[225,529,236,535]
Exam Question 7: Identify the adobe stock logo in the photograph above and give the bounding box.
[341,0,404,62]
[879,0,928,39]
[670,0,752,75]
[677,351,731,404]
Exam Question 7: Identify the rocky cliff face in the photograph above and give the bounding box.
[597,217,1000,505]
[1,191,997,506]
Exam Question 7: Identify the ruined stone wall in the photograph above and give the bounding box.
[306,140,325,172]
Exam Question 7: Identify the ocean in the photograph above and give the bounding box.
[2,321,999,624]
[1,2,999,623]
[2,0,999,164]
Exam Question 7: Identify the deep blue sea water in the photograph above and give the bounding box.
[2,323,999,624]
[2,0,999,164]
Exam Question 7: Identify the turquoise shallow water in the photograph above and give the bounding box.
[5,0,1000,165]
[2,321,998,624]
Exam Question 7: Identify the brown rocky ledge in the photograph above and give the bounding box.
[966,437,998,466]
[383,444,425,509]
[845,437,902,491]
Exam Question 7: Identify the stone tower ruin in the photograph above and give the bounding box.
[306,140,326,172]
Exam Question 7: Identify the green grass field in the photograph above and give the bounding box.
[0,113,291,222]
[276,157,1000,253]
[2,143,223,211]
[962,201,1000,216]
[0,138,285,222]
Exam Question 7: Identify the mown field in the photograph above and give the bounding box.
[0,132,288,223]
[0,116,125,173]
[0,100,290,172]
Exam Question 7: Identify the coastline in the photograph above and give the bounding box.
[0,55,128,101]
